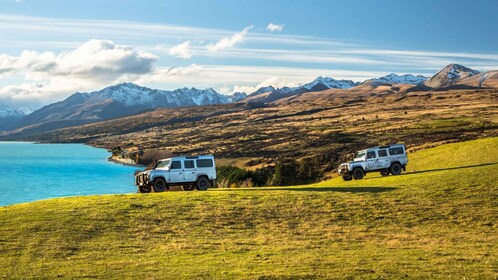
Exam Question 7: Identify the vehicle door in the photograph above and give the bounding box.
[365,151,380,171]
[377,149,391,169]
[169,160,184,182]
[183,160,197,182]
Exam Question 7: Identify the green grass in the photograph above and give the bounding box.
[1,138,497,279]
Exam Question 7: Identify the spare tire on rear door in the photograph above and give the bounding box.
[196,177,210,191]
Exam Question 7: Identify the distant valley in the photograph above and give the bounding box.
[2,63,496,179]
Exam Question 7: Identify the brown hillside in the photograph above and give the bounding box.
[15,86,498,171]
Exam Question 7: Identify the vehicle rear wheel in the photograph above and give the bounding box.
[380,169,390,176]
[352,168,364,180]
[390,163,402,175]
[182,184,195,191]
[196,177,210,191]
[153,178,167,192]
[139,185,151,193]
[342,175,353,181]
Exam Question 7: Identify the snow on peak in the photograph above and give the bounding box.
[445,64,480,80]
[370,73,428,85]
[424,64,480,88]
[79,83,234,108]
[0,104,26,118]
[252,86,276,95]
[303,76,359,90]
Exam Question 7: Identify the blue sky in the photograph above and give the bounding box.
[1,0,497,108]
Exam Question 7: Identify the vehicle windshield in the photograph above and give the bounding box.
[354,151,366,160]
[155,160,170,169]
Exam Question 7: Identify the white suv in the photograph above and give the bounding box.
[338,144,408,181]
[135,155,217,193]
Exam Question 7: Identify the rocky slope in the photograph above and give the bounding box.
[423,64,480,88]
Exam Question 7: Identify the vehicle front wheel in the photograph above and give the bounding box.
[182,184,195,191]
[342,175,353,181]
[196,177,210,191]
[153,178,167,192]
[390,163,402,175]
[380,169,390,176]
[139,185,152,193]
[352,168,364,180]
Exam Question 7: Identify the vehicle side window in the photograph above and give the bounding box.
[388,147,404,155]
[196,159,213,168]
[366,151,376,159]
[171,161,182,169]
[184,160,194,169]
[378,150,388,157]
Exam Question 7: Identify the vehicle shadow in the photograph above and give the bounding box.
[405,162,497,175]
[216,186,397,193]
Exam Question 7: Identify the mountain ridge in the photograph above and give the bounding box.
[3,63,497,137]
[9,83,247,134]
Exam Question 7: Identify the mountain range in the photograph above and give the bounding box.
[1,63,496,137]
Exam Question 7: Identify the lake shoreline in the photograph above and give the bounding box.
[107,155,144,168]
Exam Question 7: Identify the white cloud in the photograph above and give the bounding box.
[0,39,158,107]
[207,25,253,52]
[267,23,284,32]
[0,39,157,79]
[233,77,300,94]
[134,64,203,85]
[169,41,193,59]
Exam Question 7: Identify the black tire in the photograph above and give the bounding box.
[182,184,195,191]
[390,163,402,175]
[196,177,210,191]
[380,169,390,176]
[342,175,353,181]
[352,168,364,180]
[153,178,167,192]
[139,185,151,193]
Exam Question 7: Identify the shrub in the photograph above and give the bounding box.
[216,166,268,188]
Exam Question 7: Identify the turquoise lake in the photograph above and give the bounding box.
[0,142,139,206]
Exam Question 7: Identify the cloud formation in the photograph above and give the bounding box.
[267,23,284,32]
[207,25,253,52]
[233,77,299,94]
[169,41,193,59]
[0,39,158,107]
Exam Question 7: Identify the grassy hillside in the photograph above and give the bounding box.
[1,138,497,279]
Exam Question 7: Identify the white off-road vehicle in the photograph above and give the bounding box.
[135,155,216,193]
[338,144,408,181]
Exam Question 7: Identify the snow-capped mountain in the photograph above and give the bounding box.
[243,76,359,103]
[0,105,26,131]
[423,64,480,88]
[227,92,248,103]
[302,76,359,90]
[368,73,428,85]
[12,83,246,133]
[0,105,26,119]
[67,83,241,108]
